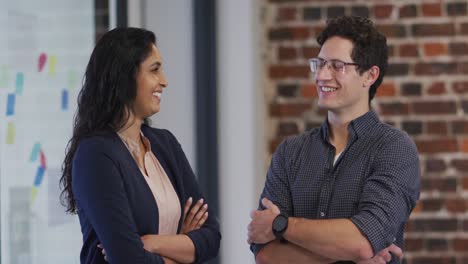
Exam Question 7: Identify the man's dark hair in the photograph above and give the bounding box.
[317,16,388,103]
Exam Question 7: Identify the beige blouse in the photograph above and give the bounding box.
[118,131,181,235]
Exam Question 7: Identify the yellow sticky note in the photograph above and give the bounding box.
[31,186,38,202]
[49,55,57,76]
[6,122,15,144]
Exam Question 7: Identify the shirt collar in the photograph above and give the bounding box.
[320,111,381,141]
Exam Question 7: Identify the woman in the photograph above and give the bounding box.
[60,27,221,264]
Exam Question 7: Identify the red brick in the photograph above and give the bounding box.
[412,201,423,214]
[413,101,457,115]
[421,198,444,211]
[379,102,409,116]
[446,198,467,213]
[422,177,457,192]
[422,3,442,16]
[277,7,297,21]
[399,43,419,57]
[376,24,406,38]
[302,46,320,59]
[416,138,458,153]
[399,4,417,18]
[449,42,468,55]
[269,26,310,41]
[427,121,448,135]
[425,238,449,251]
[452,82,468,94]
[270,102,311,117]
[462,23,468,35]
[277,122,299,137]
[427,82,446,95]
[405,237,423,251]
[410,218,458,232]
[412,23,456,37]
[464,177,468,190]
[413,256,456,264]
[301,84,317,99]
[278,47,297,61]
[453,238,468,252]
[373,4,393,19]
[425,158,446,172]
[461,139,468,153]
[414,62,457,75]
[458,62,468,74]
[376,82,396,97]
[424,43,447,56]
[269,65,310,79]
[451,159,468,171]
[452,120,468,134]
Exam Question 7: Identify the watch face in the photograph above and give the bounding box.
[273,214,288,232]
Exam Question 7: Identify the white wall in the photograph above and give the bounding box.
[218,0,265,263]
[129,0,196,170]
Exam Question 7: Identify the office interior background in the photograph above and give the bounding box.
[1,0,468,263]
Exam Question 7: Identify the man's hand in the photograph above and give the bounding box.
[247,198,281,244]
[357,244,403,264]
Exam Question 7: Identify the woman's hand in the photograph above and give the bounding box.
[356,244,403,264]
[180,197,209,234]
[97,244,108,262]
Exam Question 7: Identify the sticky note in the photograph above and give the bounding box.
[31,186,38,202]
[0,65,8,88]
[38,53,47,72]
[6,93,15,116]
[40,150,47,169]
[30,143,41,162]
[49,55,56,76]
[15,72,24,95]
[61,89,68,111]
[33,166,45,186]
[6,122,15,144]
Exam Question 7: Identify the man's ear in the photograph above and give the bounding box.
[363,66,380,88]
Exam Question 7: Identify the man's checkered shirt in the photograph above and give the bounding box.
[252,111,420,264]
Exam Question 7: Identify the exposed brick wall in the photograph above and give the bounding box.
[263,1,468,263]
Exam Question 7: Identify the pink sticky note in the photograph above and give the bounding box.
[38,53,47,72]
[40,150,47,169]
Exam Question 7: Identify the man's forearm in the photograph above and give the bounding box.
[256,240,334,264]
[284,218,374,261]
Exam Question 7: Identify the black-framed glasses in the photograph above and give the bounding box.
[309,58,359,74]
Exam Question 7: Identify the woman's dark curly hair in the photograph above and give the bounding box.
[60,27,156,213]
[317,16,388,103]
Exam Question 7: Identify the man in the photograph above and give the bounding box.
[248,16,420,264]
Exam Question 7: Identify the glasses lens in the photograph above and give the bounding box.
[331,60,345,71]
[310,58,323,72]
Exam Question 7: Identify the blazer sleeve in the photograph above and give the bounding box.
[164,130,221,263]
[72,138,164,264]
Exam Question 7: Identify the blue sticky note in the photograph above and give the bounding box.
[61,89,68,111]
[6,93,15,116]
[30,143,41,162]
[33,166,45,187]
[15,72,24,95]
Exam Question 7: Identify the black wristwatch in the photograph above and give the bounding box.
[272,213,288,241]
